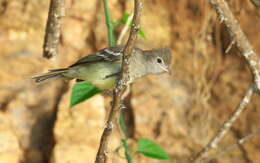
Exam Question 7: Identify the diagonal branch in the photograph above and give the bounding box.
[192,0,259,161]
[43,0,65,59]
[202,128,260,163]
[95,0,143,163]
[209,0,260,90]
[192,85,254,161]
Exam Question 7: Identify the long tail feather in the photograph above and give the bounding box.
[32,68,69,83]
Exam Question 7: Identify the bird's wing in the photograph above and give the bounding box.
[69,46,124,67]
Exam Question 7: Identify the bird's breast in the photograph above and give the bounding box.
[76,62,121,90]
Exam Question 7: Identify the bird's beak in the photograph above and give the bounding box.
[160,65,171,75]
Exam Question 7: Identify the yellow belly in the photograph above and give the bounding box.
[65,62,121,90]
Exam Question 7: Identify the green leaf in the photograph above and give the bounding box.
[138,28,146,38]
[120,13,130,24]
[113,13,130,28]
[70,82,101,107]
[114,12,146,38]
[137,138,171,160]
[130,22,146,38]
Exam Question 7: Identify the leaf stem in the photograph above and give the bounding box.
[103,0,116,46]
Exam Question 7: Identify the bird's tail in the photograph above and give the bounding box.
[32,68,69,83]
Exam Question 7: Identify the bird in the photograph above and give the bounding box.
[32,45,172,90]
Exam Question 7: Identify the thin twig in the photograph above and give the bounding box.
[95,0,143,163]
[103,0,116,46]
[192,85,254,161]
[117,13,134,45]
[43,0,65,59]
[224,39,235,54]
[201,129,260,163]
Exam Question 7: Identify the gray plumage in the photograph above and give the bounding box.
[32,45,172,90]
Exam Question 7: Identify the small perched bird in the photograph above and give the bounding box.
[32,45,172,90]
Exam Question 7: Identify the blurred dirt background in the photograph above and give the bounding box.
[0,0,259,163]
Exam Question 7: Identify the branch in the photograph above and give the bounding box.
[209,0,260,90]
[191,0,260,161]
[43,0,65,59]
[95,0,143,163]
[202,129,260,163]
[192,85,254,161]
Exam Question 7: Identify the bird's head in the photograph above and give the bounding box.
[145,47,172,74]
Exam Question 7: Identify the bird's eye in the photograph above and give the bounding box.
[157,57,162,64]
